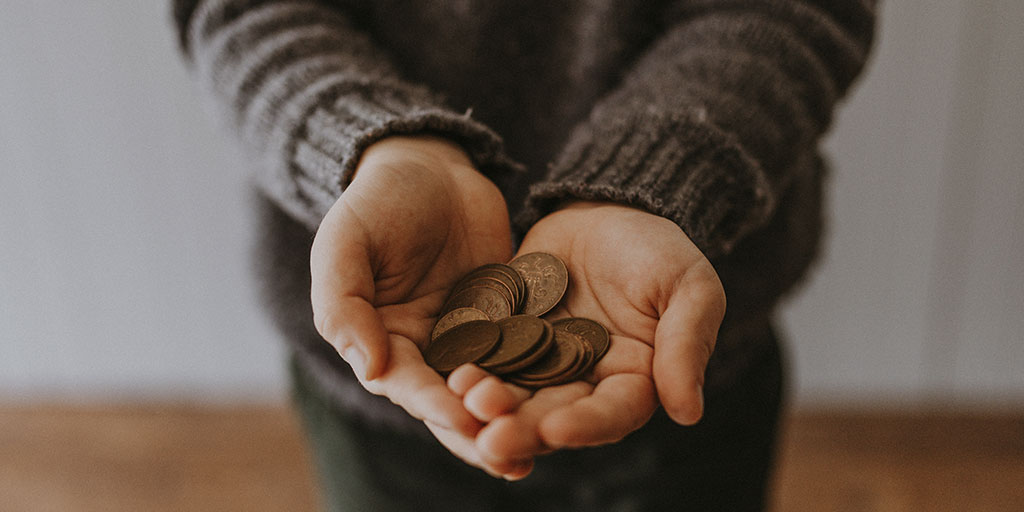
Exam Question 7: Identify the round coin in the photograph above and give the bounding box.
[441,286,512,321]
[431,307,490,341]
[562,333,595,382]
[511,327,583,381]
[478,315,547,370]
[452,265,522,309]
[423,320,501,374]
[516,335,589,387]
[508,252,568,317]
[487,319,554,375]
[511,330,590,387]
[489,264,527,312]
[470,276,517,309]
[552,317,610,364]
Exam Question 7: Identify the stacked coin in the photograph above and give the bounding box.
[423,252,610,388]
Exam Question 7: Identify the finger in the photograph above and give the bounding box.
[426,422,534,480]
[652,279,725,425]
[463,375,531,422]
[538,373,657,448]
[310,208,389,380]
[476,382,591,461]
[448,364,531,422]
[424,422,494,476]
[501,459,534,481]
[447,364,492,396]
[362,336,482,436]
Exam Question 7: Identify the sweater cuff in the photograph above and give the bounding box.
[278,86,524,230]
[517,100,774,258]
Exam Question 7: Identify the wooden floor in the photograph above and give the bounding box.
[770,409,1024,512]
[1,405,1021,512]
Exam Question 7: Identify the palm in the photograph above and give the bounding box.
[310,136,512,438]
[474,203,725,460]
[348,166,511,349]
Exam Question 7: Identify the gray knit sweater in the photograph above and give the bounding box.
[174,0,875,430]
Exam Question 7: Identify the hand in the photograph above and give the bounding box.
[469,201,726,469]
[309,136,528,477]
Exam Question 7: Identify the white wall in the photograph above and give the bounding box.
[0,2,287,402]
[782,0,1024,407]
[1,1,1021,405]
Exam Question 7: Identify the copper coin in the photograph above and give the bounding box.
[552,317,610,364]
[563,334,595,382]
[470,276,517,309]
[423,320,500,373]
[511,327,582,381]
[508,252,568,317]
[441,286,512,321]
[452,265,521,308]
[472,265,524,312]
[478,315,547,370]
[441,276,514,317]
[488,264,527,312]
[487,320,555,375]
[431,307,490,341]
[510,331,590,387]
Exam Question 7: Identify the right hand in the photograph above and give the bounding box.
[309,136,529,477]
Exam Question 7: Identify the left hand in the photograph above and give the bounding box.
[460,201,726,470]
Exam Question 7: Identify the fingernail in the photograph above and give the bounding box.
[342,346,367,380]
[503,461,532,481]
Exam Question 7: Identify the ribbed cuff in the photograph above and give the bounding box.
[281,86,524,230]
[517,101,774,258]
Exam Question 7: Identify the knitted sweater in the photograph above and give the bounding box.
[173,0,875,431]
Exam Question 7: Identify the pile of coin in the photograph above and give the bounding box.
[423,252,610,388]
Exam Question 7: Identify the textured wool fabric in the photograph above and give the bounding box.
[174,0,875,431]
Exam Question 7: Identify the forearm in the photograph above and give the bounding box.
[175,0,521,230]
[521,0,876,258]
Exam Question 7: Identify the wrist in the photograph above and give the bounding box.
[537,200,686,240]
[355,135,475,179]
[348,134,507,220]
[547,200,657,221]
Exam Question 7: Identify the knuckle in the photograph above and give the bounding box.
[311,308,332,339]
[695,339,714,366]
[313,309,350,352]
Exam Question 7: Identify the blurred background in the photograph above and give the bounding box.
[2,1,1022,511]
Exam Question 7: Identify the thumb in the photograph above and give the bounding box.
[310,207,390,380]
[652,277,725,425]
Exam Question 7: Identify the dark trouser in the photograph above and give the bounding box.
[292,330,784,512]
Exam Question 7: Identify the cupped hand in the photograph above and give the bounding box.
[309,136,528,476]
[470,201,726,468]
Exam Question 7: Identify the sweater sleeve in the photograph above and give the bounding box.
[516,0,876,258]
[173,0,523,231]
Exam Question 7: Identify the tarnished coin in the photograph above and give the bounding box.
[426,256,609,388]
[487,319,554,375]
[473,276,517,309]
[441,286,512,321]
[508,252,568,317]
[487,264,527,312]
[511,330,590,387]
[432,307,490,341]
[552,317,610,363]
[451,264,523,312]
[478,315,547,370]
[563,334,595,382]
[424,320,501,373]
[442,275,514,316]
[511,327,583,382]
